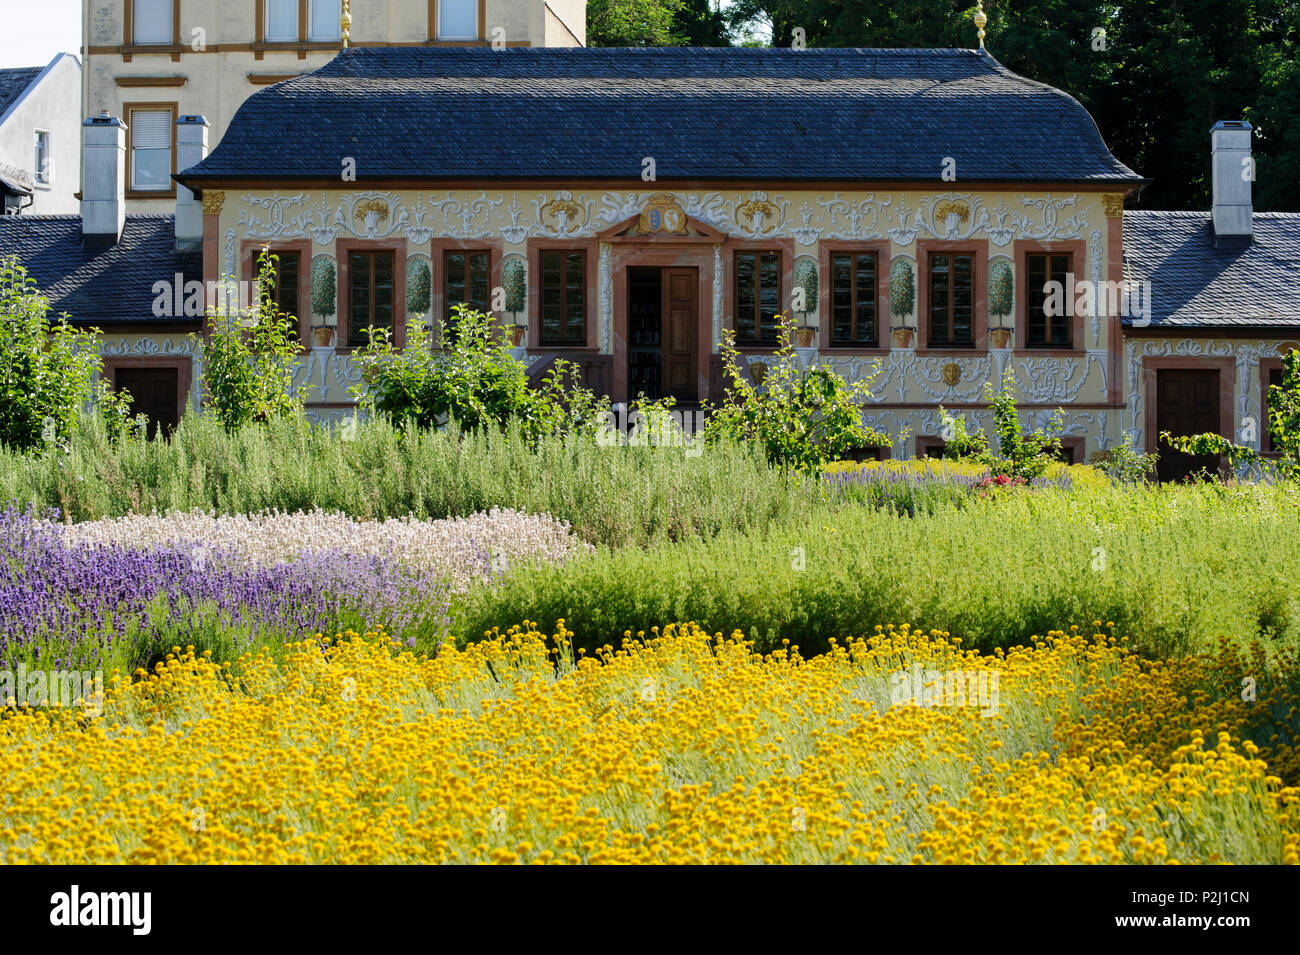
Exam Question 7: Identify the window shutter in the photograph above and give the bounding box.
[439,0,479,39]
[133,0,174,44]
[310,0,341,40]
[130,109,172,191]
[266,0,297,41]
[132,110,172,150]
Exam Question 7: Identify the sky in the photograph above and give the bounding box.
[0,0,80,69]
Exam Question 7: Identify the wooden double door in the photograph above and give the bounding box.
[1155,369,1221,482]
[626,266,698,403]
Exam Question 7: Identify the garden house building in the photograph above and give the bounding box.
[1,41,1299,477]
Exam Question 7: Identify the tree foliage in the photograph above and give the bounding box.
[717,0,1300,211]
[0,256,135,453]
[198,250,309,432]
[587,0,685,46]
[704,315,889,471]
[589,0,731,46]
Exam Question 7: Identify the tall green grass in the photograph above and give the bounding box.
[0,411,816,549]
[454,481,1300,659]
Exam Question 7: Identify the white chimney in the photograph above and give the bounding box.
[175,115,209,251]
[1211,120,1253,240]
[82,111,126,245]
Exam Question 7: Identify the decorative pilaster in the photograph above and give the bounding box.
[201,190,225,216]
[201,190,226,295]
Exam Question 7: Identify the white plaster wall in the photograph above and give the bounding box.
[541,0,586,46]
[486,0,534,43]
[0,54,83,215]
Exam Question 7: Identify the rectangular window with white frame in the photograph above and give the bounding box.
[34,130,51,186]
[309,0,342,41]
[128,107,173,193]
[438,0,480,39]
[133,0,174,45]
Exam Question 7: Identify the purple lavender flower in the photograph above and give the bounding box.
[0,505,451,671]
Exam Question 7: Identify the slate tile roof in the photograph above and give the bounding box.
[181,47,1143,185]
[0,215,201,324]
[0,147,33,195]
[0,66,41,119]
[1123,211,1300,329]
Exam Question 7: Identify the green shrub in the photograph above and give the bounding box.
[199,250,308,431]
[792,258,818,314]
[0,410,814,550]
[310,257,336,320]
[352,304,608,442]
[406,257,431,317]
[1163,348,1300,478]
[502,258,526,317]
[0,255,133,452]
[889,258,915,320]
[1090,433,1158,484]
[939,367,1064,480]
[705,319,888,472]
[988,259,1014,320]
[455,482,1300,660]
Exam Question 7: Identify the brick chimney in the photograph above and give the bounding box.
[81,111,125,245]
[174,115,209,252]
[1211,120,1253,241]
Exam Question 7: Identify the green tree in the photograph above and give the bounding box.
[0,256,134,452]
[199,250,309,431]
[725,0,972,50]
[673,0,730,44]
[722,0,1300,212]
[1248,2,1300,211]
[588,0,685,46]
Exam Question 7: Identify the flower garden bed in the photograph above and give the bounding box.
[2,622,1295,864]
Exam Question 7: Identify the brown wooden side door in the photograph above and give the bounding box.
[661,268,698,402]
[115,367,180,439]
[1156,369,1221,482]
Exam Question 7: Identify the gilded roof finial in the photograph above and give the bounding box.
[341,0,352,49]
[974,0,988,51]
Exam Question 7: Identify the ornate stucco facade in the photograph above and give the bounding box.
[1123,336,1300,456]
[189,184,1130,459]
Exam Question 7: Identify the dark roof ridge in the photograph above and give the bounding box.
[183,45,1142,185]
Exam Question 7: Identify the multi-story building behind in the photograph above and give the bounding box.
[0,54,83,215]
[82,0,588,213]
